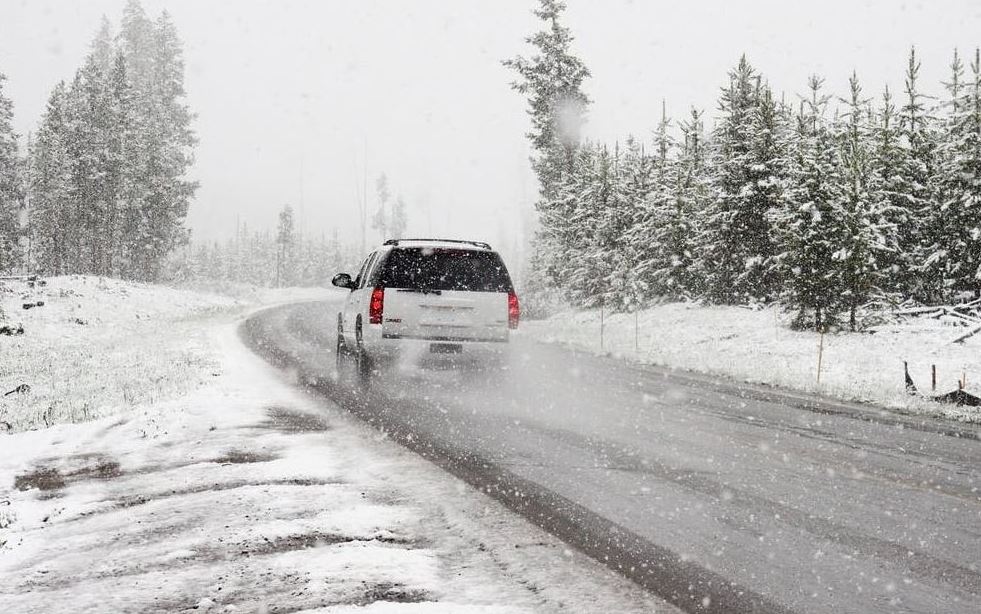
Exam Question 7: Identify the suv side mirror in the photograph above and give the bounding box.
[331,273,356,290]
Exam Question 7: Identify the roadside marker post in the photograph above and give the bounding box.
[634,310,639,354]
[816,330,825,385]
[600,303,605,351]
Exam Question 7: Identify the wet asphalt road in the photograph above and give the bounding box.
[244,300,981,614]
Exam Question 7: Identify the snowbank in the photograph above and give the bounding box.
[522,302,981,422]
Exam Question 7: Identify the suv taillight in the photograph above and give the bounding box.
[369,287,384,324]
[508,291,520,329]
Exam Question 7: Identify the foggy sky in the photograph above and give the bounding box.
[3,0,981,253]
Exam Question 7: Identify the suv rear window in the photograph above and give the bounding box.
[379,248,513,292]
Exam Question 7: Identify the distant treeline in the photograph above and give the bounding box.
[168,204,360,288]
[510,1,981,330]
[0,0,196,282]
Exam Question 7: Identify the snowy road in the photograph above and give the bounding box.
[246,301,981,614]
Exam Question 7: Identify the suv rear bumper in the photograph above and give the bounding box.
[362,325,509,363]
[381,332,507,343]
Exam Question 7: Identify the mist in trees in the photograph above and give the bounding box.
[509,0,981,330]
[168,215,358,289]
[370,173,410,241]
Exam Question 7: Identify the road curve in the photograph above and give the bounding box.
[243,300,981,614]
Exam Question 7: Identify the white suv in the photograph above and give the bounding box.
[332,239,520,380]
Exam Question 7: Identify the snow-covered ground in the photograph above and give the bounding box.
[0,276,328,432]
[0,277,674,613]
[522,303,981,422]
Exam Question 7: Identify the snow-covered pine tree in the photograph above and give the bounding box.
[60,64,103,274]
[104,52,134,277]
[503,0,590,173]
[626,104,675,300]
[276,204,297,287]
[28,84,73,275]
[658,108,710,299]
[836,73,890,329]
[898,47,941,303]
[372,173,390,240]
[869,85,910,296]
[390,196,408,239]
[775,76,844,330]
[120,0,154,89]
[933,49,981,299]
[598,141,641,310]
[504,0,591,307]
[541,142,594,294]
[701,57,781,304]
[139,10,197,281]
[565,143,616,307]
[617,135,655,306]
[747,83,792,296]
[110,3,197,280]
[116,0,155,278]
[0,72,21,274]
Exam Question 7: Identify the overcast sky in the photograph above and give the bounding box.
[3,0,981,252]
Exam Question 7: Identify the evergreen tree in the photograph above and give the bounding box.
[618,134,657,305]
[836,73,890,329]
[104,52,134,276]
[594,143,634,309]
[29,84,73,274]
[701,57,781,304]
[135,9,196,281]
[775,77,844,330]
[870,85,910,295]
[504,0,590,304]
[371,173,390,239]
[119,0,155,91]
[24,1,196,281]
[541,142,595,294]
[934,49,981,299]
[658,108,709,298]
[899,47,941,302]
[747,84,792,294]
[0,72,21,274]
[276,204,296,287]
[503,0,590,164]
[390,196,408,239]
[626,105,675,300]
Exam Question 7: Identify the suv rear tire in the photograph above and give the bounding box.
[354,318,373,388]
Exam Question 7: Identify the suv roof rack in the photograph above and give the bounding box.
[383,238,493,250]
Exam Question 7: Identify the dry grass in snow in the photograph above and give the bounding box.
[0,276,331,432]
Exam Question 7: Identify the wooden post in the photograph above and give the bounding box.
[600,303,605,351]
[931,364,936,392]
[634,310,639,353]
[816,329,825,384]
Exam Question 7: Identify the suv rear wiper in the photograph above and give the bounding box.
[396,288,442,295]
